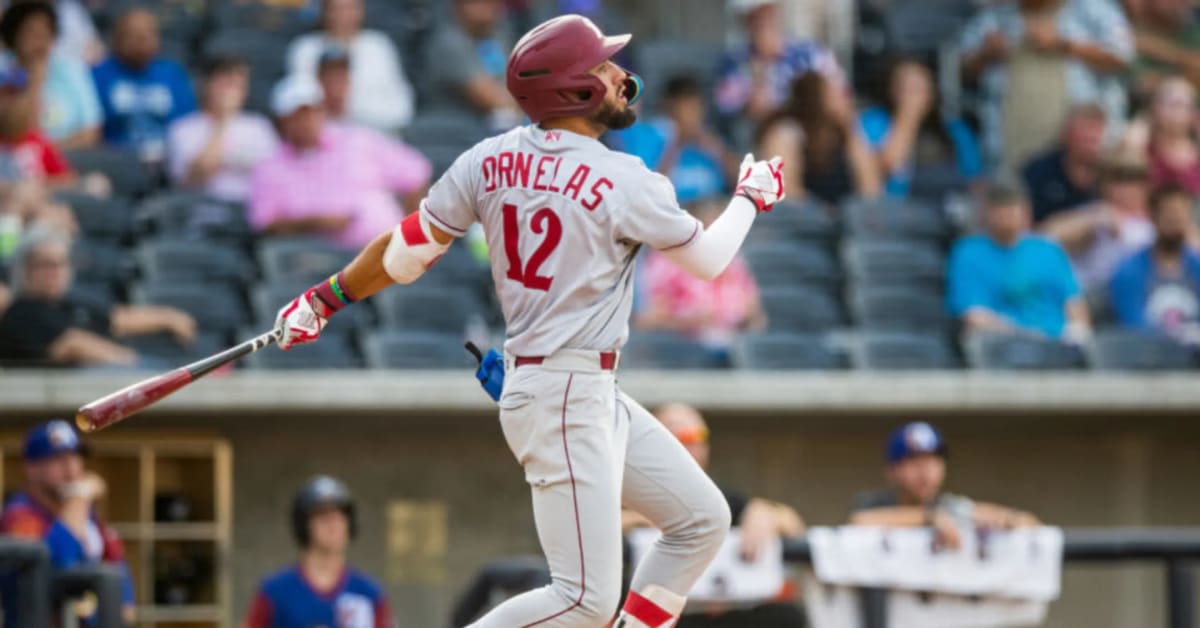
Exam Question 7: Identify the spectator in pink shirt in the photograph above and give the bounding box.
[249,74,432,250]
[635,198,767,363]
[167,56,278,202]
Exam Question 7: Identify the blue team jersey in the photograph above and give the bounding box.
[245,565,392,628]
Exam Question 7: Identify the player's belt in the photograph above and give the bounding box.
[514,351,619,370]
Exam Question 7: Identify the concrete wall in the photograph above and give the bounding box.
[159,409,1199,628]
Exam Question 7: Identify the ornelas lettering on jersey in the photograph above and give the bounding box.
[482,151,613,211]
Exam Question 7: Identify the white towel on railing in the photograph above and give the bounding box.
[807,526,1063,600]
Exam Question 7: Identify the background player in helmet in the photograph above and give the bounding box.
[244,476,393,628]
[273,13,787,628]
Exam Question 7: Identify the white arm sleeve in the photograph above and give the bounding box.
[661,195,758,281]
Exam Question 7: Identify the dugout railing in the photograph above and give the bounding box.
[783,527,1200,628]
[0,537,125,628]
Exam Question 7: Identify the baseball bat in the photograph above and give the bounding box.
[75,329,282,433]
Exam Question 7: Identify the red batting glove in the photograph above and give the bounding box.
[735,153,786,212]
[274,287,327,351]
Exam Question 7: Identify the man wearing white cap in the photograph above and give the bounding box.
[248,74,432,250]
[714,0,845,123]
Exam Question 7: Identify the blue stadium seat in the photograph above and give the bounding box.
[883,0,975,54]
[1090,329,1197,371]
[849,285,951,332]
[136,238,256,285]
[131,281,250,337]
[621,331,719,369]
[744,241,840,290]
[848,331,960,370]
[64,148,158,199]
[403,112,490,176]
[964,333,1086,370]
[731,332,847,370]
[760,286,844,332]
[210,1,315,36]
[374,285,485,334]
[360,330,474,369]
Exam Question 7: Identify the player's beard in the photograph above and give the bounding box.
[591,99,637,130]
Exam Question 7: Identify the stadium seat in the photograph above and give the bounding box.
[359,330,474,369]
[131,281,250,337]
[621,331,719,369]
[883,0,975,54]
[64,149,158,199]
[374,285,485,334]
[72,239,136,285]
[69,282,116,312]
[209,1,315,36]
[632,40,723,111]
[744,241,840,290]
[136,192,252,242]
[848,331,960,370]
[849,285,951,332]
[841,238,945,283]
[760,286,844,332]
[257,237,356,284]
[1090,329,1197,371]
[244,334,362,369]
[403,112,490,176]
[136,238,256,285]
[124,330,224,366]
[56,192,134,242]
[747,199,839,244]
[731,332,847,370]
[843,197,950,241]
[964,333,1086,370]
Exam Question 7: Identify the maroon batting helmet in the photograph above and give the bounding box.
[506,14,642,123]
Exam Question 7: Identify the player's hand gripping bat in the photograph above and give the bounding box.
[74,329,282,433]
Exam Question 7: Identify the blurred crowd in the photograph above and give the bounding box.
[0,0,1196,371]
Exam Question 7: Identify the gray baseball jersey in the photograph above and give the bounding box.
[420,125,702,357]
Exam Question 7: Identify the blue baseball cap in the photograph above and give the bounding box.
[23,419,87,461]
[886,421,948,464]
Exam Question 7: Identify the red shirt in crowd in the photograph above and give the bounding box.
[1,130,72,180]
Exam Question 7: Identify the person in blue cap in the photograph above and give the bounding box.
[0,419,135,625]
[848,421,1040,549]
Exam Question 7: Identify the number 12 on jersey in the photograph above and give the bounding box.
[502,203,563,291]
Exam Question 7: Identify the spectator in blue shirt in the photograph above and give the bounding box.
[1109,183,1200,342]
[91,7,196,162]
[859,57,983,199]
[610,75,736,206]
[948,179,1091,341]
[0,0,102,150]
[714,0,844,124]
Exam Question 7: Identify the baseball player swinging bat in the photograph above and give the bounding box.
[272,13,787,628]
[74,329,281,433]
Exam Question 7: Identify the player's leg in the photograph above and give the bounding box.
[615,392,731,627]
[469,366,627,628]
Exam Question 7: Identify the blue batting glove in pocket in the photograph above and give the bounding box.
[466,342,505,402]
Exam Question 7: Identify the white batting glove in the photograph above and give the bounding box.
[274,288,326,351]
[735,153,786,212]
